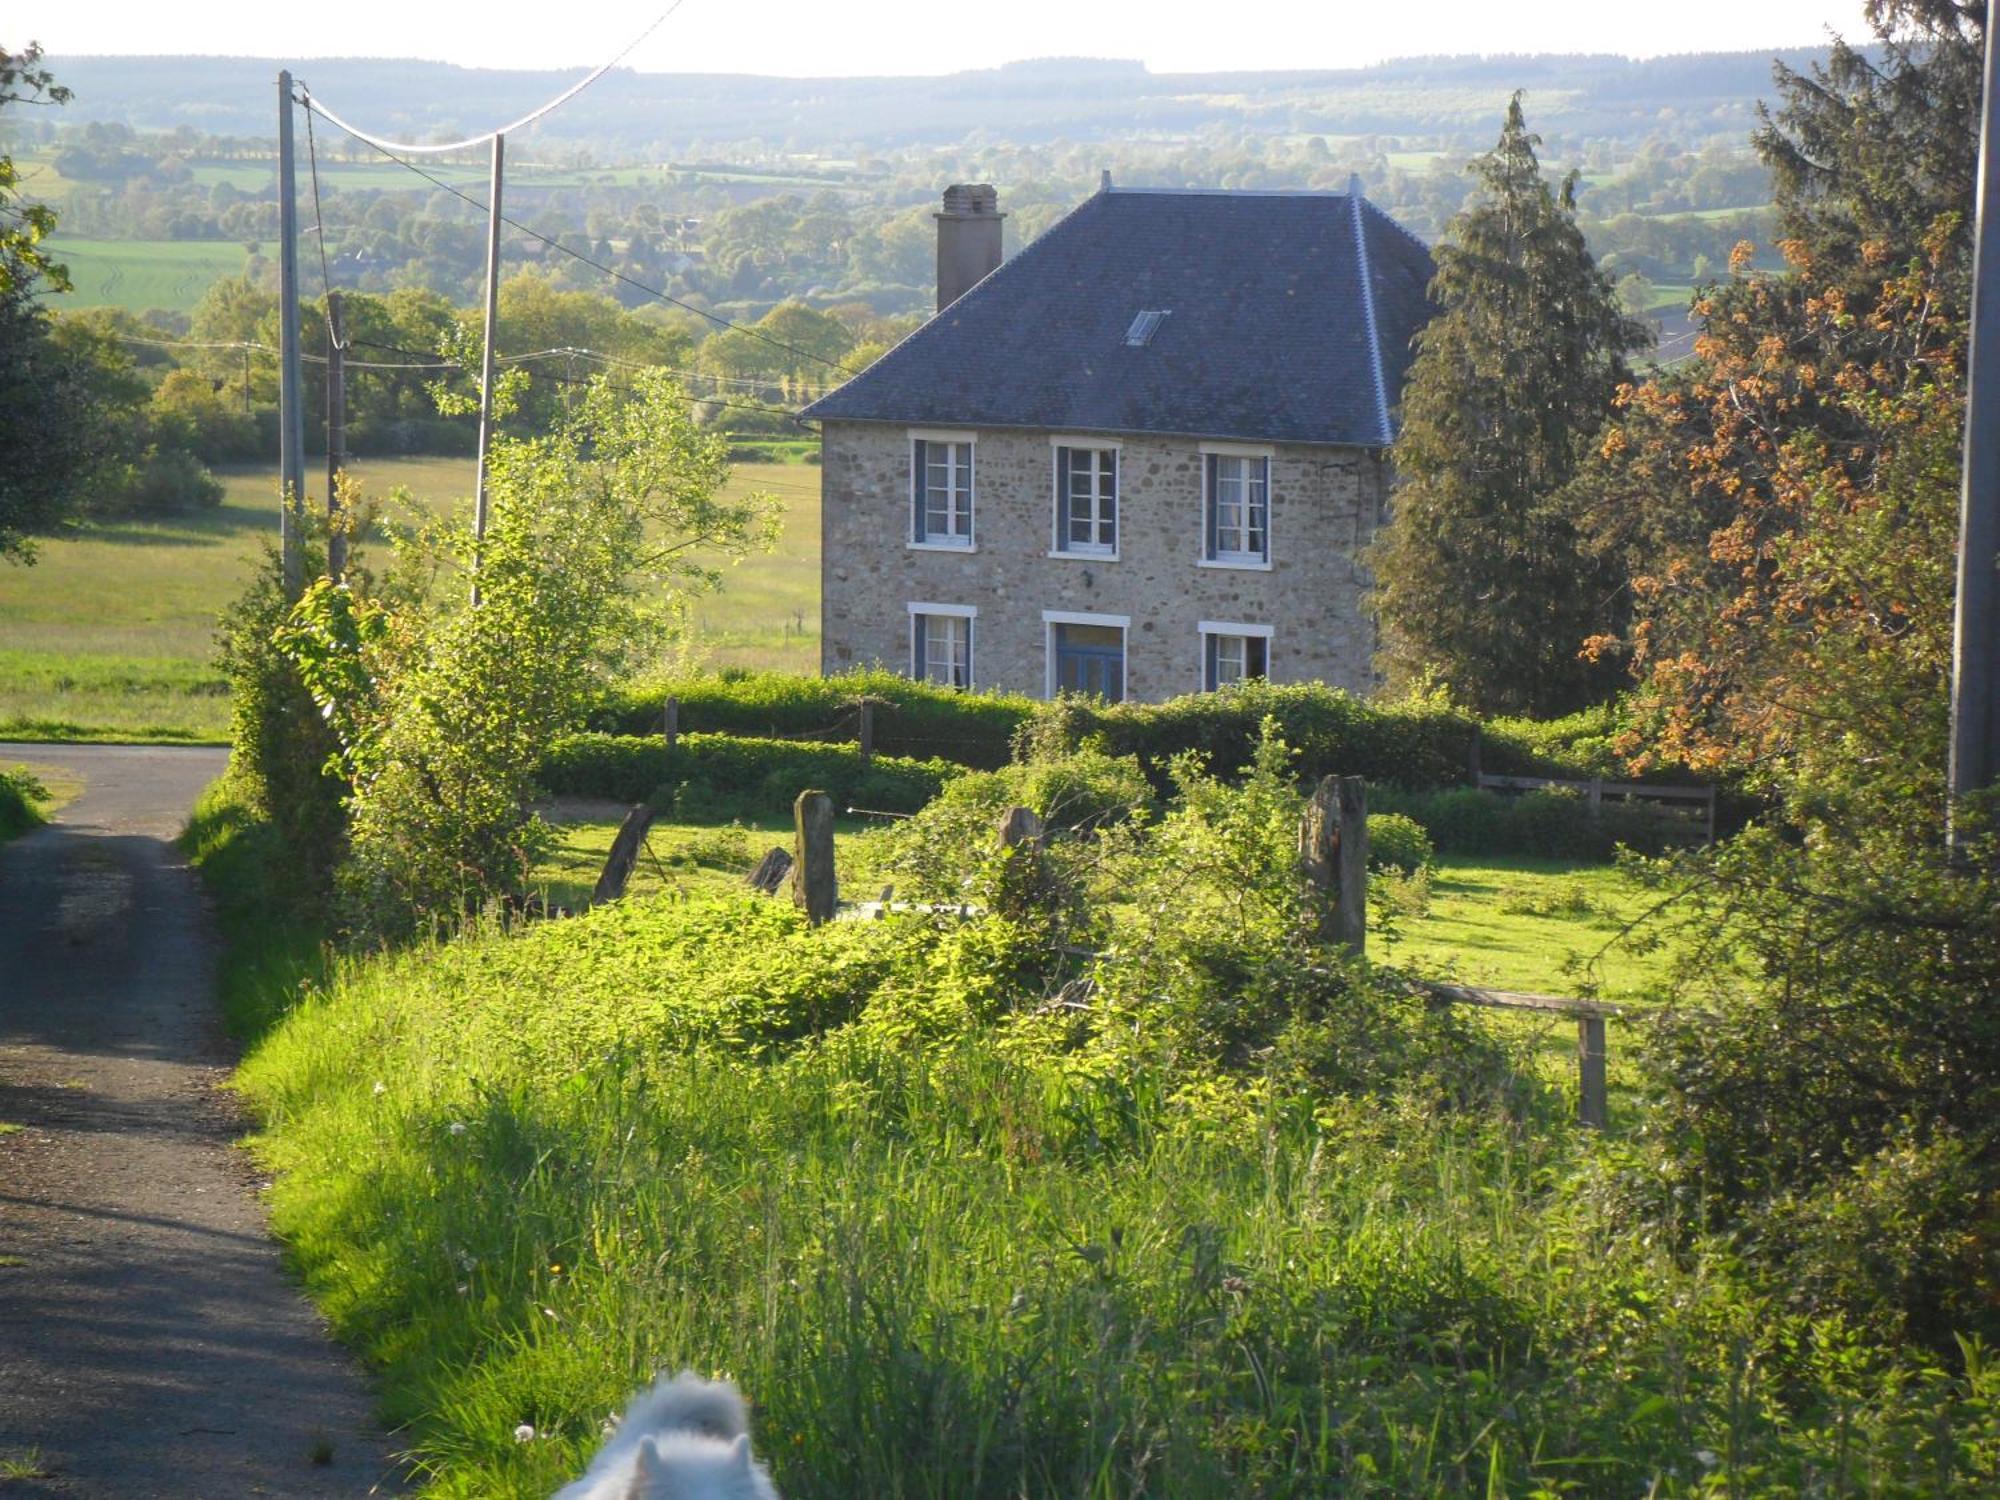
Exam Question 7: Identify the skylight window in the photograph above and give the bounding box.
[1125,309,1170,346]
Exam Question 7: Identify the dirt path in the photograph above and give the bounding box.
[0,745,404,1497]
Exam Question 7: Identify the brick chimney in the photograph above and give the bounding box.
[935,184,1005,313]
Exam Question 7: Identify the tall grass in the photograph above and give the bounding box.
[229,882,1999,1497]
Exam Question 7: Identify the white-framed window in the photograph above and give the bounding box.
[1200,620,1274,690]
[1044,609,1129,702]
[911,432,974,548]
[1053,442,1118,556]
[1202,449,1271,567]
[908,602,975,689]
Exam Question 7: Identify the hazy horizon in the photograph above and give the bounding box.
[25,1,1875,78]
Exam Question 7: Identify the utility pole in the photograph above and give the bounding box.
[471,130,505,604]
[276,70,306,598]
[1952,22,2000,849]
[325,289,348,581]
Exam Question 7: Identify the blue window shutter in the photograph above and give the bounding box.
[1204,454,1219,559]
[1203,633,1217,691]
[911,439,927,542]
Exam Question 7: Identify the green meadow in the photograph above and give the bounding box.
[0,457,820,742]
[45,237,255,315]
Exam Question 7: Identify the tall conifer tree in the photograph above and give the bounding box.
[1368,96,1647,716]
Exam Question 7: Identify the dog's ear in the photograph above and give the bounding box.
[729,1433,752,1471]
[623,1438,661,1499]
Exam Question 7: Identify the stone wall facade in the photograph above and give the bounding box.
[820,420,1390,701]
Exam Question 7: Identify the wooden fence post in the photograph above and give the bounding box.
[857,699,875,766]
[1588,775,1604,817]
[1577,1014,1608,1130]
[663,695,680,753]
[1704,785,1718,847]
[1300,775,1368,957]
[792,789,837,925]
[591,804,658,904]
[1468,726,1482,783]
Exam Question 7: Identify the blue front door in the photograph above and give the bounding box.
[1053,623,1125,701]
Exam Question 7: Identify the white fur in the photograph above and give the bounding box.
[554,1371,780,1500]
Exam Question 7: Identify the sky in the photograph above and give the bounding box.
[29,0,1879,76]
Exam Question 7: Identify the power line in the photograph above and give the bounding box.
[292,6,682,156]
[302,102,860,380]
[107,332,806,422]
[302,99,334,306]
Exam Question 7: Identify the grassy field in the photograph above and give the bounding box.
[45,238,254,315]
[192,765,1980,1496]
[0,456,819,742]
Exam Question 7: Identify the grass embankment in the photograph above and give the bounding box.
[0,767,50,842]
[195,770,1991,1496]
[0,458,818,742]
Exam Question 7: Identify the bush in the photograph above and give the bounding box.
[591,669,1035,770]
[110,444,224,513]
[1373,786,1697,860]
[539,732,962,819]
[0,766,46,840]
[1021,681,1480,790]
[1367,811,1434,874]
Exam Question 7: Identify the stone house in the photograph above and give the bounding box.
[800,179,1435,701]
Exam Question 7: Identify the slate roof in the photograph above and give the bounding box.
[801,186,1436,448]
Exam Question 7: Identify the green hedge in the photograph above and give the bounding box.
[1026,682,1483,790]
[590,669,1035,770]
[539,732,963,819]
[1372,786,1702,861]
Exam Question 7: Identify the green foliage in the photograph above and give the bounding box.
[291,371,779,935]
[1373,786,1698,861]
[1023,680,1482,791]
[1368,95,1648,715]
[0,765,46,841]
[215,540,349,905]
[594,668,1035,770]
[1365,812,1433,875]
[538,732,961,819]
[1636,813,2000,1349]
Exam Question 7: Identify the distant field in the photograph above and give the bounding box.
[46,238,252,315]
[0,457,820,743]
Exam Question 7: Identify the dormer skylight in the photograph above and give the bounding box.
[1125,309,1170,346]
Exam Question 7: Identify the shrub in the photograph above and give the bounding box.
[110,444,224,513]
[1020,680,1480,790]
[539,732,961,819]
[592,669,1034,770]
[1373,785,1697,860]
[1367,811,1434,874]
[0,766,46,840]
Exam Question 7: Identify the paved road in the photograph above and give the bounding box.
[0,745,403,1497]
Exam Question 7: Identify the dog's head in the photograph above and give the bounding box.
[619,1432,768,1500]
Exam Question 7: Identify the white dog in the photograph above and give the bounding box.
[553,1370,780,1500]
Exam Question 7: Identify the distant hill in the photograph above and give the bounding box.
[37,50,1831,155]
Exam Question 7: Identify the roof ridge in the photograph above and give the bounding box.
[1349,182,1395,448]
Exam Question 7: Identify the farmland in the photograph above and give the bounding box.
[44,237,255,315]
[0,457,820,742]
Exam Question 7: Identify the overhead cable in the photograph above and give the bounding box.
[291,5,682,155]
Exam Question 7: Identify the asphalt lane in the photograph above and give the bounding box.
[0,744,403,1496]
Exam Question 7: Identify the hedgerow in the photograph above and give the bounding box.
[591,669,1035,770]
[539,731,962,817]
